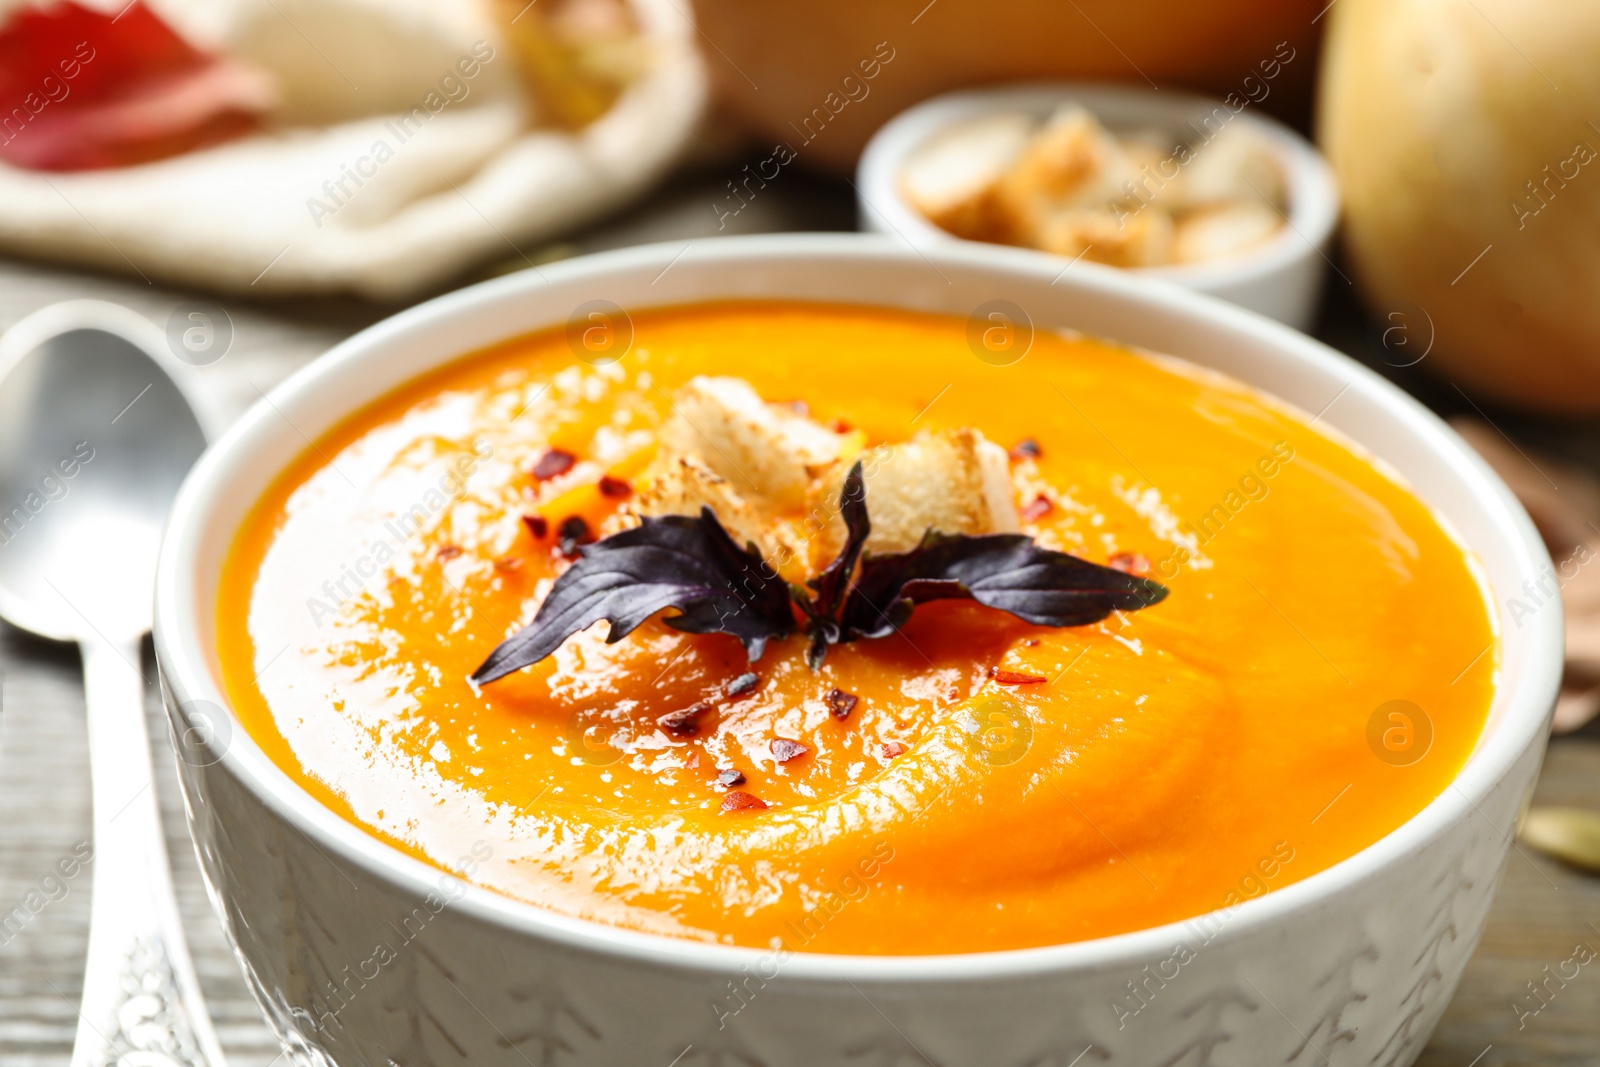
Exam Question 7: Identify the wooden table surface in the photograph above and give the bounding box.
[1,164,1597,1067]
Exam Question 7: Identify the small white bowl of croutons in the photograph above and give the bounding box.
[857,83,1340,331]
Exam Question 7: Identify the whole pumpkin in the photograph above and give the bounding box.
[1319,0,1600,413]
[689,0,1323,170]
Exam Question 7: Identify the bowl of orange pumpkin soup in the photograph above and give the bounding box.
[154,235,1558,1067]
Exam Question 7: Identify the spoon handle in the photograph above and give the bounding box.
[72,637,228,1067]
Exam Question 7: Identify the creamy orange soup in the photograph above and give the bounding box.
[218,301,1495,955]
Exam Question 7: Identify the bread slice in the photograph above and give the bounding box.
[1172,124,1285,209]
[812,428,1020,557]
[614,453,784,558]
[1036,206,1174,267]
[659,376,844,511]
[994,105,1137,239]
[899,112,1033,242]
[1171,200,1281,264]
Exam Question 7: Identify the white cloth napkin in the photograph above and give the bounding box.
[0,0,706,298]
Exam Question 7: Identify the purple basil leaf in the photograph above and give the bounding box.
[471,507,794,684]
[841,532,1168,641]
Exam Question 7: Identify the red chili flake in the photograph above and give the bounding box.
[522,514,549,539]
[717,768,746,787]
[725,672,760,697]
[598,475,632,499]
[1020,495,1053,522]
[558,516,593,558]
[1009,438,1042,462]
[770,738,808,763]
[1108,551,1152,576]
[990,667,1048,685]
[825,688,858,721]
[436,544,463,560]
[721,790,767,812]
[530,449,576,481]
[658,702,711,738]
[881,742,907,759]
[832,418,853,433]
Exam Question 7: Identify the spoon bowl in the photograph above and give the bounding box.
[0,302,206,642]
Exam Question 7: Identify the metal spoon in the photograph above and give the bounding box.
[0,301,223,1067]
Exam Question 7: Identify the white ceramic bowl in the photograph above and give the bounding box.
[857,83,1341,332]
[155,234,1556,1067]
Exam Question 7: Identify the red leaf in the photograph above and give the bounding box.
[0,1,273,171]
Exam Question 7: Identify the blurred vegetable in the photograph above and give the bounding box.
[493,0,650,129]
[0,1,274,171]
[1320,0,1600,412]
[689,0,1324,169]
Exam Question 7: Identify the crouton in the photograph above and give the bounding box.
[659,377,844,511]
[994,106,1138,239]
[1036,207,1175,268]
[1171,200,1281,264]
[899,112,1033,243]
[613,453,774,555]
[1171,124,1285,210]
[812,428,1020,557]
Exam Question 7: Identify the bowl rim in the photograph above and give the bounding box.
[856,80,1341,291]
[154,232,1557,984]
